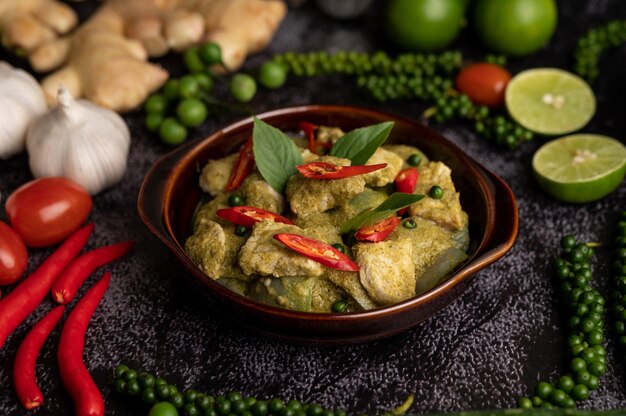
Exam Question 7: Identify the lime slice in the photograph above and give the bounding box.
[506,68,596,135]
[532,134,626,203]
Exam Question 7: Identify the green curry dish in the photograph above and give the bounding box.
[185,122,470,313]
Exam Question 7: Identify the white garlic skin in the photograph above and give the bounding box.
[26,87,131,195]
[0,62,47,159]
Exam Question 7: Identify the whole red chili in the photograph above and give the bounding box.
[296,162,387,179]
[14,305,65,410]
[0,223,93,349]
[58,272,110,416]
[51,241,134,304]
[225,138,254,192]
[217,206,293,228]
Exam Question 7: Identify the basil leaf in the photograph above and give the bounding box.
[329,121,394,165]
[252,117,303,193]
[340,192,423,234]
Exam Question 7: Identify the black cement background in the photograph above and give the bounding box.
[1,0,626,414]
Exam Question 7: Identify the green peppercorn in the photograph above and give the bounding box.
[115,379,127,394]
[216,398,232,415]
[126,379,141,396]
[235,226,249,237]
[172,393,185,409]
[185,403,200,416]
[331,243,346,253]
[184,390,199,404]
[123,369,138,382]
[429,185,444,199]
[331,300,348,313]
[199,42,223,65]
[403,219,417,229]
[252,401,269,416]
[407,154,421,166]
[138,372,156,389]
[142,387,157,404]
[229,194,245,207]
[269,398,285,414]
[156,384,171,400]
[114,364,129,379]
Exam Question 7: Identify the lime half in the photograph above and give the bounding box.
[506,68,596,135]
[532,134,626,203]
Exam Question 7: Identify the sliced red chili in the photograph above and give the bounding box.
[395,168,419,194]
[274,233,359,272]
[225,138,254,192]
[354,216,400,242]
[299,121,317,154]
[217,206,293,228]
[296,162,387,179]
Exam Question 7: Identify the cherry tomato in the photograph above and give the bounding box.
[0,222,28,285]
[455,63,512,108]
[5,178,92,248]
[296,162,387,179]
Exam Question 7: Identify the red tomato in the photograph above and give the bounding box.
[0,222,28,285]
[5,178,92,248]
[455,63,512,108]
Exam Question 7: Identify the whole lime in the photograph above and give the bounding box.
[473,0,558,56]
[384,0,465,51]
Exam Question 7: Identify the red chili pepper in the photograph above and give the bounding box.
[14,305,65,410]
[0,223,93,349]
[217,206,294,228]
[299,121,318,154]
[51,241,134,305]
[225,138,255,192]
[58,272,109,416]
[395,168,419,194]
[354,216,400,242]
[296,162,387,179]
[274,233,360,272]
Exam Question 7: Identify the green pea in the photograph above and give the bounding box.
[258,61,287,89]
[331,243,346,253]
[114,364,129,379]
[159,118,188,146]
[176,98,208,128]
[429,185,444,199]
[331,300,348,313]
[199,42,222,65]
[145,94,168,114]
[142,387,157,404]
[229,194,245,207]
[149,402,180,416]
[184,47,206,73]
[229,73,257,103]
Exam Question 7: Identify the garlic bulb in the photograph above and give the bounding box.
[26,86,131,195]
[0,62,47,159]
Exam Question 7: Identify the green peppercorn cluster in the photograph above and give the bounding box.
[609,212,626,359]
[112,365,348,416]
[518,236,606,410]
[574,20,626,82]
[272,51,462,78]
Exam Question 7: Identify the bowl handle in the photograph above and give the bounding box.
[137,143,194,250]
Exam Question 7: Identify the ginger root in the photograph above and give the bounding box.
[1,0,286,113]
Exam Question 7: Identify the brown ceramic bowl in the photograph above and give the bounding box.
[138,105,518,345]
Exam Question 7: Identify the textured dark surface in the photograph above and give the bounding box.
[1,0,626,415]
